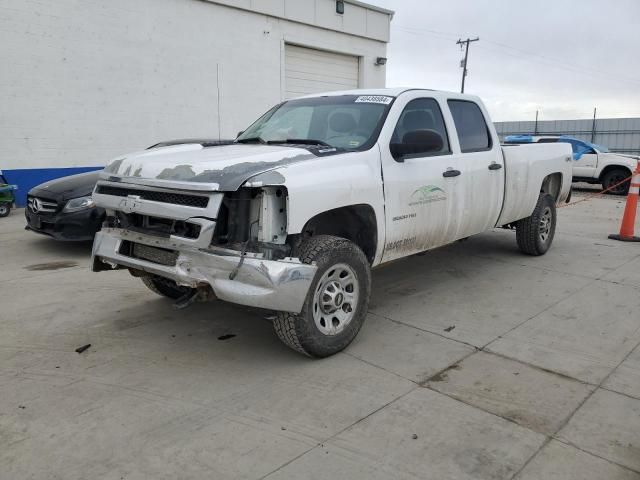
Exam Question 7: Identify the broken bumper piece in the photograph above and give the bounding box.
[92,228,317,313]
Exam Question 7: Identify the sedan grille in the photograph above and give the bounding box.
[27,196,59,214]
[96,185,209,208]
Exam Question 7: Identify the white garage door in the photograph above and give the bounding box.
[284,45,359,99]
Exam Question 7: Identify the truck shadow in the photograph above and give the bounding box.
[26,234,93,255]
[98,240,486,363]
[84,230,534,363]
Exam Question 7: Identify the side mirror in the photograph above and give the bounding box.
[390,130,444,162]
[237,130,245,138]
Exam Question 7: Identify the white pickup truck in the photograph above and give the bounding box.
[92,88,572,357]
[505,135,639,195]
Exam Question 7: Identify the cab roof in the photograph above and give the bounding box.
[297,88,478,101]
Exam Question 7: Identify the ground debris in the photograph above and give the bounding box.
[25,261,78,271]
[218,334,236,341]
[429,363,461,383]
[75,344,91,354]
[412,433,418,440]
[429,372,448,382]
[444,325,456,332]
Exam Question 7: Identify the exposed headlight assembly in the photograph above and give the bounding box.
[63,196,96,213]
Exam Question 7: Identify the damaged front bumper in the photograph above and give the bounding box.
[92,228,317,313]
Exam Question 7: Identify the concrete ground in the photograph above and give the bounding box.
[1,190,640,479]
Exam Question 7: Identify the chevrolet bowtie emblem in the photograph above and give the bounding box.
[118,195,142,213]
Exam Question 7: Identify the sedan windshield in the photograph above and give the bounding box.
[237,95,394,150]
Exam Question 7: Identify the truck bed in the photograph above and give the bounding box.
[497,142,573,226]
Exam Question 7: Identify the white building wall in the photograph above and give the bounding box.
[0,0,390,176]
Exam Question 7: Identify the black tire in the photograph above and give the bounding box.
[516,193,556,256]
[273,235,371,358]
[0,203,10,217]
[141,275,193,300]
[602,169,631,195]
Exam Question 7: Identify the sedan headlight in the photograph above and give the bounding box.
[63,196,96,213]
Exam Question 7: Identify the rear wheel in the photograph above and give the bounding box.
[0,203,10,217]
[602,169,631,195]
[273,235,371,357]
[141,275,194,299]
[516,193,556,256]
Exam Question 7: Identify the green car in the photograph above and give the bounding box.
[0,170,17,217]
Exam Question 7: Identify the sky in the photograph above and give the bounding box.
[365,0,640,121]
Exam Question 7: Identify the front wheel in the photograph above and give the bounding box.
[141,275,194,299]
[0,203,10,217]
[273,235,371,357]
[516,193,556,256]
[602,169,631,195]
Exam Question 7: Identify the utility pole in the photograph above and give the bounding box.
[534,110,539,135]
[591,107,597,143]
[457,37,479,93]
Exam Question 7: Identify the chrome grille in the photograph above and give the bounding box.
[96,185,209,208]
[27,196,59,214]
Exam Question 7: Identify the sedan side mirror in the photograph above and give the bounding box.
[390,130,445,162]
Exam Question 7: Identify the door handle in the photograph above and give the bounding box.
[443,169,461,178]
[488,163,502,170]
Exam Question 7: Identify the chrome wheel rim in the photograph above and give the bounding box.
[539,206,553,243]
[312,263,359,336]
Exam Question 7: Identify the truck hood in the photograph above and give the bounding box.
[599,152,639,167]
[100,143,319,191]
[611,153,639,161]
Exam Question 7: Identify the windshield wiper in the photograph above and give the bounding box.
[236,136,267,144]
[267,139,332,147]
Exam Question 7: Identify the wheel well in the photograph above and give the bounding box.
[599,165,632,181]
[541,173,563,201]
[295,205,378,263]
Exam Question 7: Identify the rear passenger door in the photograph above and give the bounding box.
[447,99,504,238]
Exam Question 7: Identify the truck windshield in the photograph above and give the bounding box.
[237,95,394,150]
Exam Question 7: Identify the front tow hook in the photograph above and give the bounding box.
[173,286,215,310]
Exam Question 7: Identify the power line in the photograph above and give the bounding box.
[456,37,479,93]
[478,39,640,86]
[393,24,640,87]
[395,25,461,41]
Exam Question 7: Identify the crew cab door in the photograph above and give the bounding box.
[446,99,504,237]
[574,152,598,177]
[573,149,598,178]
[559,138,597,178]
[379,94,504,263]
[379,94,463,262]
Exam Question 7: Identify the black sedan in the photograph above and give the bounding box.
[25,171,103,241]
[24,139,233,241]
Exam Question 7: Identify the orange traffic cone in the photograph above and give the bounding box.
[609,160,640,242]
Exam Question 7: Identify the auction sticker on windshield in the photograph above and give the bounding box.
[355,96,393,104]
